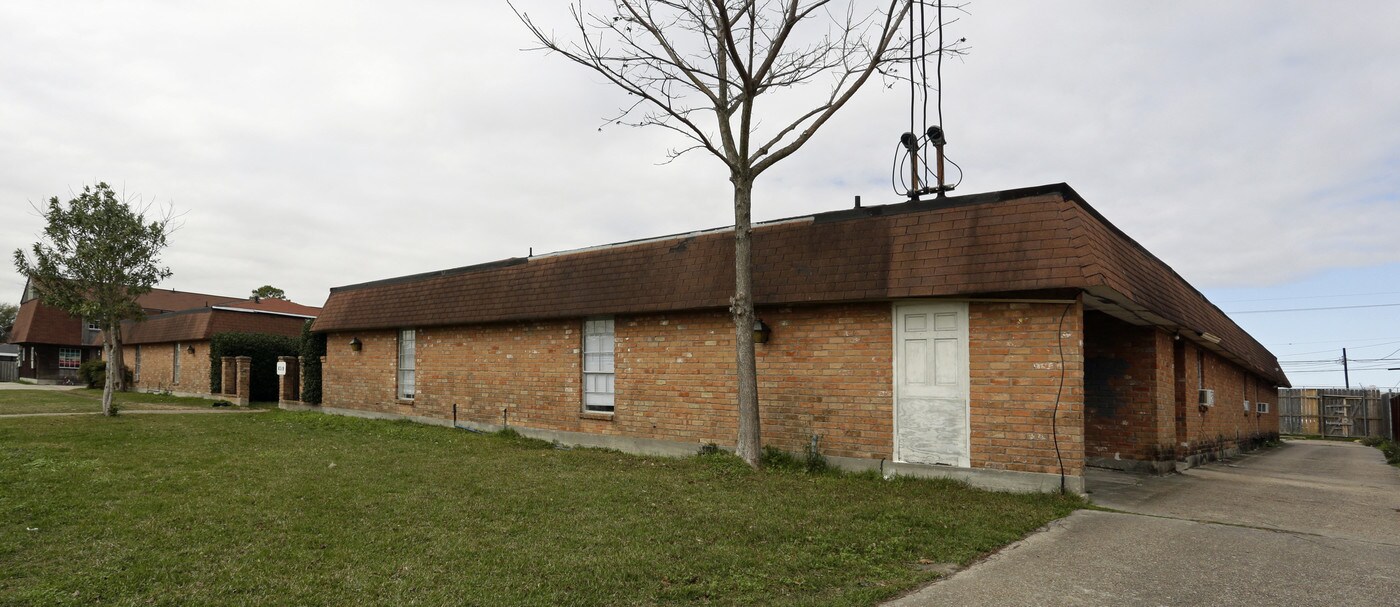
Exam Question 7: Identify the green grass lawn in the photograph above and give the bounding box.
[0,389,215,415]
[0,412,1082,606]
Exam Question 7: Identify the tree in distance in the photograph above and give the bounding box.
[251,285,288,300]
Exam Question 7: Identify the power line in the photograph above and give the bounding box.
[1216,290,1400,304]
[1267,336,1400,346]
[1274,339,1400,357]
[1229,302,1400,314]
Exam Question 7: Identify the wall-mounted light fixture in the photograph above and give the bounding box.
[1199,331,1222,345]
[753,319,772,344]
[186,345,195,355]
[349,337,362,352]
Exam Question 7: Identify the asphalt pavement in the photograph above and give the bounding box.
[885,439,1400,606]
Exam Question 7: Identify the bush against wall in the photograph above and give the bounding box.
[77,359,132,390]
[208,332,299,402]
[299,320,327,405]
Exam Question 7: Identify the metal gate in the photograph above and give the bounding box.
[1278,388,1394,439]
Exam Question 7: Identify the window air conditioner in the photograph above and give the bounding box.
[1198,389,1215,407]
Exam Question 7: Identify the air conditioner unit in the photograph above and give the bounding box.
[1256,402,1270,414]
[1198,389,1215,407]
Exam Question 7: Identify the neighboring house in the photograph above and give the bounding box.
[0,344,19,362]
[311,184,1288,493]
[9,280,316,385]
[120,298,320,398]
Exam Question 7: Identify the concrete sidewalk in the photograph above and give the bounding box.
[0,382,83,391]
[886,440,1400,606]
[0,408,268,418]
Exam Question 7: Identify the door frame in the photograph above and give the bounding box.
[891,299,971,467]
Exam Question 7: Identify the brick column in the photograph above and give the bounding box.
[234,356,252,406]
[220,357,237,396]
[278,356,300,405]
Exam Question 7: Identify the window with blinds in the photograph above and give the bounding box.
[398,329,416,400]
[582,318,615,414]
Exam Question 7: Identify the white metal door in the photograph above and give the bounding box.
[894,302,970,467]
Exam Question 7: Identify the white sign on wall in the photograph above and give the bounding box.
[276,361,287,376]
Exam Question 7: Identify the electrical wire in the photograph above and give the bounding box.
[920,0,929,188]
[1229,302,1400,314]
[1051,301,1072,494]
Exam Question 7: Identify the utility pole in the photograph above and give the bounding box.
[1343,348,1350,390]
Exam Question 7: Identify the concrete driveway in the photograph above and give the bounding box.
[886,439,1400,606]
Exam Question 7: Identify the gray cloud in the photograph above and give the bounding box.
[3,1,1397,309]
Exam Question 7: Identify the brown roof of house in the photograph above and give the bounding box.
[123,307,312,345]
[12,283,317,346]
[218,298,321,317]
[8,299,84,346]
[136,289,245,313]
[312,184,1287,386]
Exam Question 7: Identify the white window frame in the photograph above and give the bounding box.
[1256,402,1270,414]
[172,343,181,384]
[58,347,81,370]
[397,329,416,400]
[134,345,142,382]
[582,318,616,414]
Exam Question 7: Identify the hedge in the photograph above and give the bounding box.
[299,320,326,405]
[208,332,300,402]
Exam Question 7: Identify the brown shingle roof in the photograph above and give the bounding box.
[123,307,312,345]
[13,283,317,346]
[218,298,321,317]
[136,289,244,313]
[312,184,1287,385]
[8,299,83,345]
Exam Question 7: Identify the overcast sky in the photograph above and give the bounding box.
[3,1,1398,388]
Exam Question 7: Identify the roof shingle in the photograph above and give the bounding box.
[311,184,1286,385]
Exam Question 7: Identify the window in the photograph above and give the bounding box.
[58,348,81,369]
[172,343,181,384]
[30,347,35,369]
[397,329,416,400]
[1256,402,1270,414]
[86,320,100,332]
[134,345,142,382]
[582,318,615,414]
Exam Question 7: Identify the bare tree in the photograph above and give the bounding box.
[514,0,958,467]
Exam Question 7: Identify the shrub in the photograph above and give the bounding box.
[77,359,133,389]
[299,320,327,405]
[208,332,300,402]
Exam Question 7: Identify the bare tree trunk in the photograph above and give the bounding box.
[101,331,115,416]
[732,176,761,467]
[110,323,126,392]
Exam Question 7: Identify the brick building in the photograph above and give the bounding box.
[120,298,320,398]
[311,184,1287,492]
[10,283,242,383]
[9,280,318,390]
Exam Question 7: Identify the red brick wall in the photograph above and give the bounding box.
[123,341,211,393]
[1176,341,1280,456]
[322,301,1085,476]
[1083,313,1175,463]
[969,302,1085,476]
